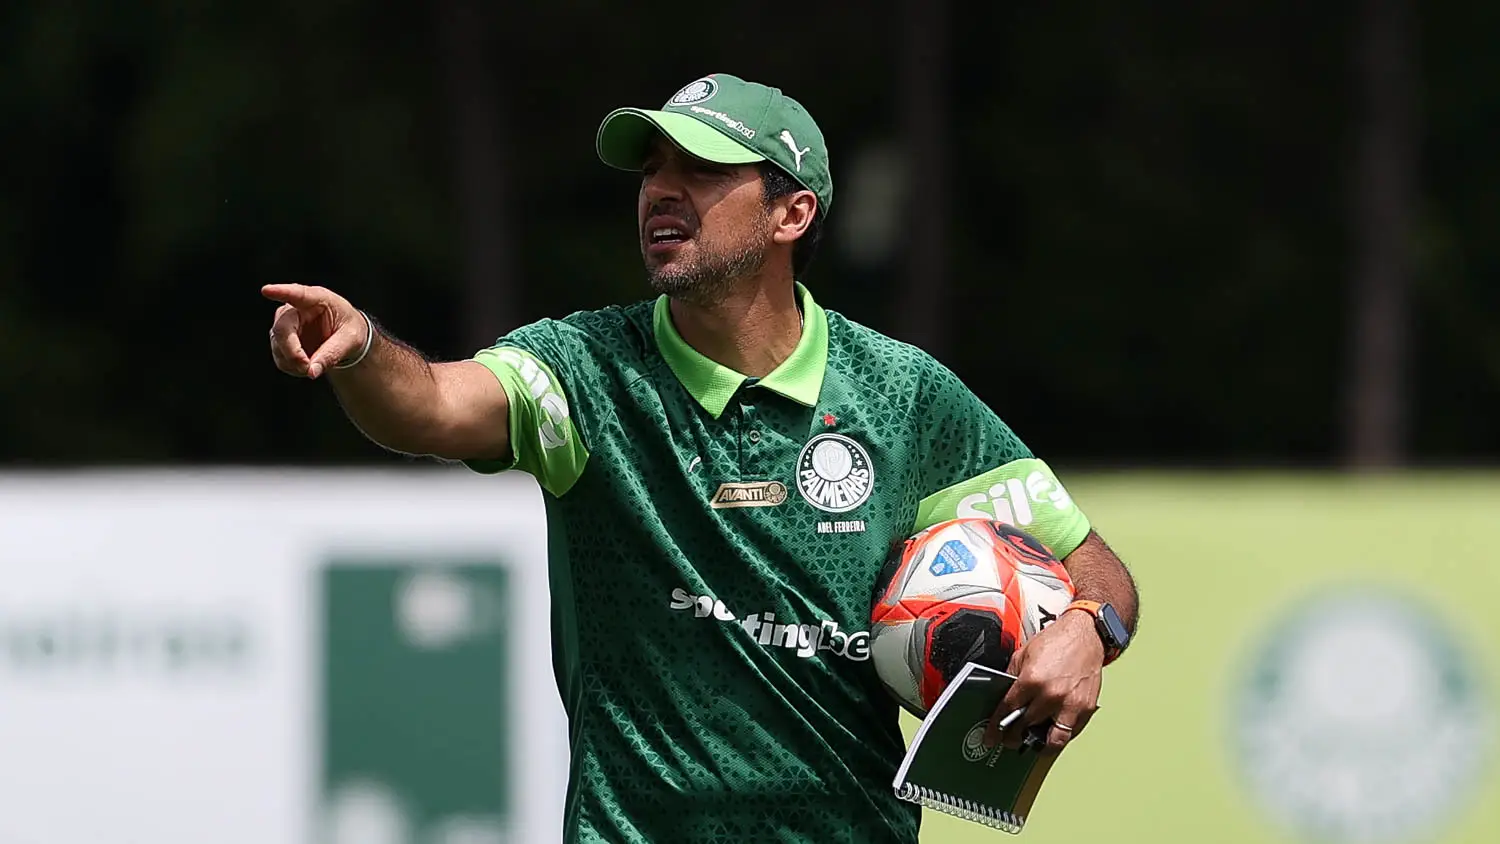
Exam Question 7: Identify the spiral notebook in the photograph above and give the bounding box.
[893,662,1060,834]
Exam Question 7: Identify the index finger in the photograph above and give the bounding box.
[982,705,1025,751]
[269,303,299,338]
[270,305,310,364]
[262,283,329,308]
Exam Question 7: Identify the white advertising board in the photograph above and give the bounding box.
[0,469,566,844]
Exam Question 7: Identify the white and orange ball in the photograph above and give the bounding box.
[869,519,1075,717]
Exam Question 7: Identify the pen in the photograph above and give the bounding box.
[997,707,1026,729]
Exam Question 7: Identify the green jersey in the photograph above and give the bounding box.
[467,284,1092,843]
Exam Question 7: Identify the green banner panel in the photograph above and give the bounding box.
[319,561,511,844]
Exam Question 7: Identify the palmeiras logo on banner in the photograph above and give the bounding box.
[319,560,512,844]
[1233,590,1492,843]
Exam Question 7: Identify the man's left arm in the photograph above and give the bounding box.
[910,360,1139,754]
[996,529,1139,752]
[1061,531,1139,634]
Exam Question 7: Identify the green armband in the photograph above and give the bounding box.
[914,458,1091,558]
[467,346,589,496]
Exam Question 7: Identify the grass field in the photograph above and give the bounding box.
[907,471,1500,844]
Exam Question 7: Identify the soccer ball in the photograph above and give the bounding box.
[869,519,1075,717]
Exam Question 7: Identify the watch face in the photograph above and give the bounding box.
[1100,604,1130,649]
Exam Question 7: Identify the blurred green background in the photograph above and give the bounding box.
[907,472,1499,843]
[1,0,1496,468]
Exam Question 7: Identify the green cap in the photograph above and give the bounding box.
[596,73,833,216]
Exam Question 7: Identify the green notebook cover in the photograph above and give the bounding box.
[893,662,1060,834]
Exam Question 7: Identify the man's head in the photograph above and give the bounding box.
[596,74,832,302]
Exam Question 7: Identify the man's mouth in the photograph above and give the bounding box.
[649,227,689,246]
[644,215,694,252]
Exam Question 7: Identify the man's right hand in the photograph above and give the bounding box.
[261,282,512,462]
[264,283,370,379]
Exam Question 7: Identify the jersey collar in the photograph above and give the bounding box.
[653,283,829,418]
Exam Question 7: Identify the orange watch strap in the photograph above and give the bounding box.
[1065,600,1121,664]
[1066,600,1103,617]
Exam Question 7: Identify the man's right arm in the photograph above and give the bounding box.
[264,283,511,462]
[328,332,511,462]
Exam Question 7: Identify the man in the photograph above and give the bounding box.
[266,73,1138,843]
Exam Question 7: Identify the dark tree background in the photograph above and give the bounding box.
[1,1,1494,468]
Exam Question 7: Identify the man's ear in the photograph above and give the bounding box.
[771,191,818,246]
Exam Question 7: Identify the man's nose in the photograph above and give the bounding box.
[642,169,685,205]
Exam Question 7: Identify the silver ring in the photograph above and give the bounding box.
[1053,722,1074,733]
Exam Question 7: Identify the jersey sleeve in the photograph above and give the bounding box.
[910,361,1091,559]
[464,320,590,497]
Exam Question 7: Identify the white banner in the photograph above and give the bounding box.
[0,469,566,844]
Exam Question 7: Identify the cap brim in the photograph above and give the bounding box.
[596,108,766,171]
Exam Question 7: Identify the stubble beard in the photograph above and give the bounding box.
[646,235,770,307]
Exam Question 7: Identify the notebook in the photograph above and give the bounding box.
[892,662,1061,834]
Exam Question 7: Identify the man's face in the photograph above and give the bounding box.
[638,135,773,302]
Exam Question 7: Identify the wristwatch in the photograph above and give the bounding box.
[1065,600,1130,665]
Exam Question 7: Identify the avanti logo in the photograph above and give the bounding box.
[709,481,788,509]
[668,588,869,661]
